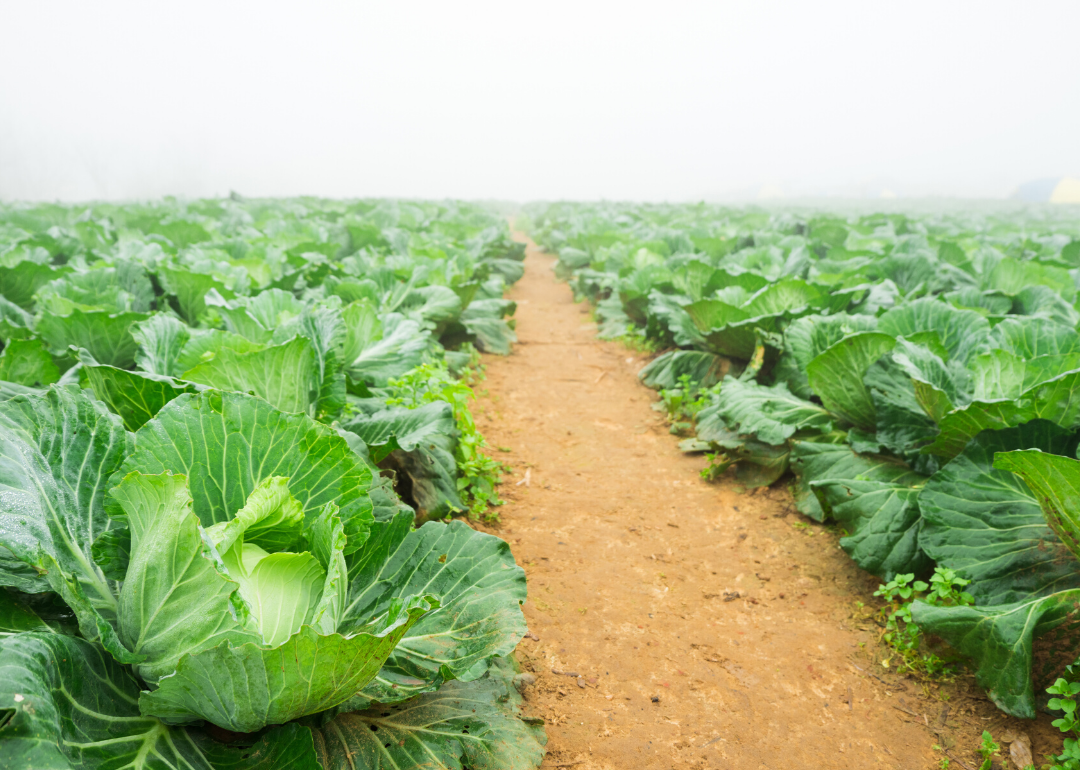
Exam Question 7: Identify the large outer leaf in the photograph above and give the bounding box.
[83,364,195,431]
[0,388,128,634]
[878,297,989,363]
[192,723,319,770]
[0,336,59,386]
[712,379,832,445]
[638,349,724,390]
[342,517,527,702]
[0,593,51,635]
[969,350,1080,401]
[122,390,374,553]
[462,317,517,355]
[176,330,263,374]
[345,401,456,459]
[0,632,212,770]
[592,294,631,339]
[131,313,191,377]
[140,597,436,732]
[780,313,878,398]
[865,359,940,455]
[741,277,826,317]
[0,295,35,342]
[922,369,1080,458]
[0,338,60,387]
[918,421,1080,605]
[0,261,69,310]
[38,261,154,314]
[922,400,1036,459]
[994,449,1080,562]
[671,260,727,301]
[36,308,149,368]
[1015,285,1080,327]
[990,317,1080,358]
[407,285,463,325]
[730,438,790,488]
[273,303,347,420]
[181,336,321,416]
[157,265,234,325]
[806,331,896,429]
[785,314,879,369]
[347,314,429,387]
[811,475,929,579]
[988,257,1074,301]
[384,434,466,522]
[646,291,707,348]
[312,667,545,770]
[891,339,963,422]
[110,471,260,683]
[911,590,1080,718]
[682,299,756,359]
[790,438,924,552]
[211,288,304,343]
[340,299,382,367]
[789,441,863,521]
[1025,368,1080,425]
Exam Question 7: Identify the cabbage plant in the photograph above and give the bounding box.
[0,387,543,769]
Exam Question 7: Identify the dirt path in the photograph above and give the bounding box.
[473,234,1054,769]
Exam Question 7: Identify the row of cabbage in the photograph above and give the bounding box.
[525,201,1080,719]
[0,198,544,770]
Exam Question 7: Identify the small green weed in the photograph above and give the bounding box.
[658,374,713,437]
[977,731,999,770]
[1047,662,1080,770]
[932,745,949,769]
[661,374,711,420]
[872,568,972,678]
[455,342,487,386]
[617,328,662,354]
[700,451,733,481]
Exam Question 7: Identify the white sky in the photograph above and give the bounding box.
[1,1,1078,202]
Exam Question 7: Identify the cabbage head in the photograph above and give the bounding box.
[0,387,538,768]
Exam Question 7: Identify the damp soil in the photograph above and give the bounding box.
[471,231,1063,770]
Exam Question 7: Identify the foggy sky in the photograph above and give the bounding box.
[2,1,1078,202]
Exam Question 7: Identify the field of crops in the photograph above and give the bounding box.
[7,194,1080,768]
[524,202,1080,725]
[0,198,545,769]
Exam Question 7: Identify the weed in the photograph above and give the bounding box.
[977,731,999,770]
[1047,662,1080,770]
[617,328,662,354]
[872,568,973,678]
[657,375,713,437]
[700,451,733,480]
[927,567,975,606]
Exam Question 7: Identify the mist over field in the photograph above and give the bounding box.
[1,0,1078,202]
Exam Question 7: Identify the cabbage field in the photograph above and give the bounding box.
[0,198,545,769]
[525,202,1080,720]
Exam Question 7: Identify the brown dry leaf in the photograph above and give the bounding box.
[1008,732,1033,769]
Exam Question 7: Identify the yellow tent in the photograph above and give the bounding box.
[1014,177,1080,203]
